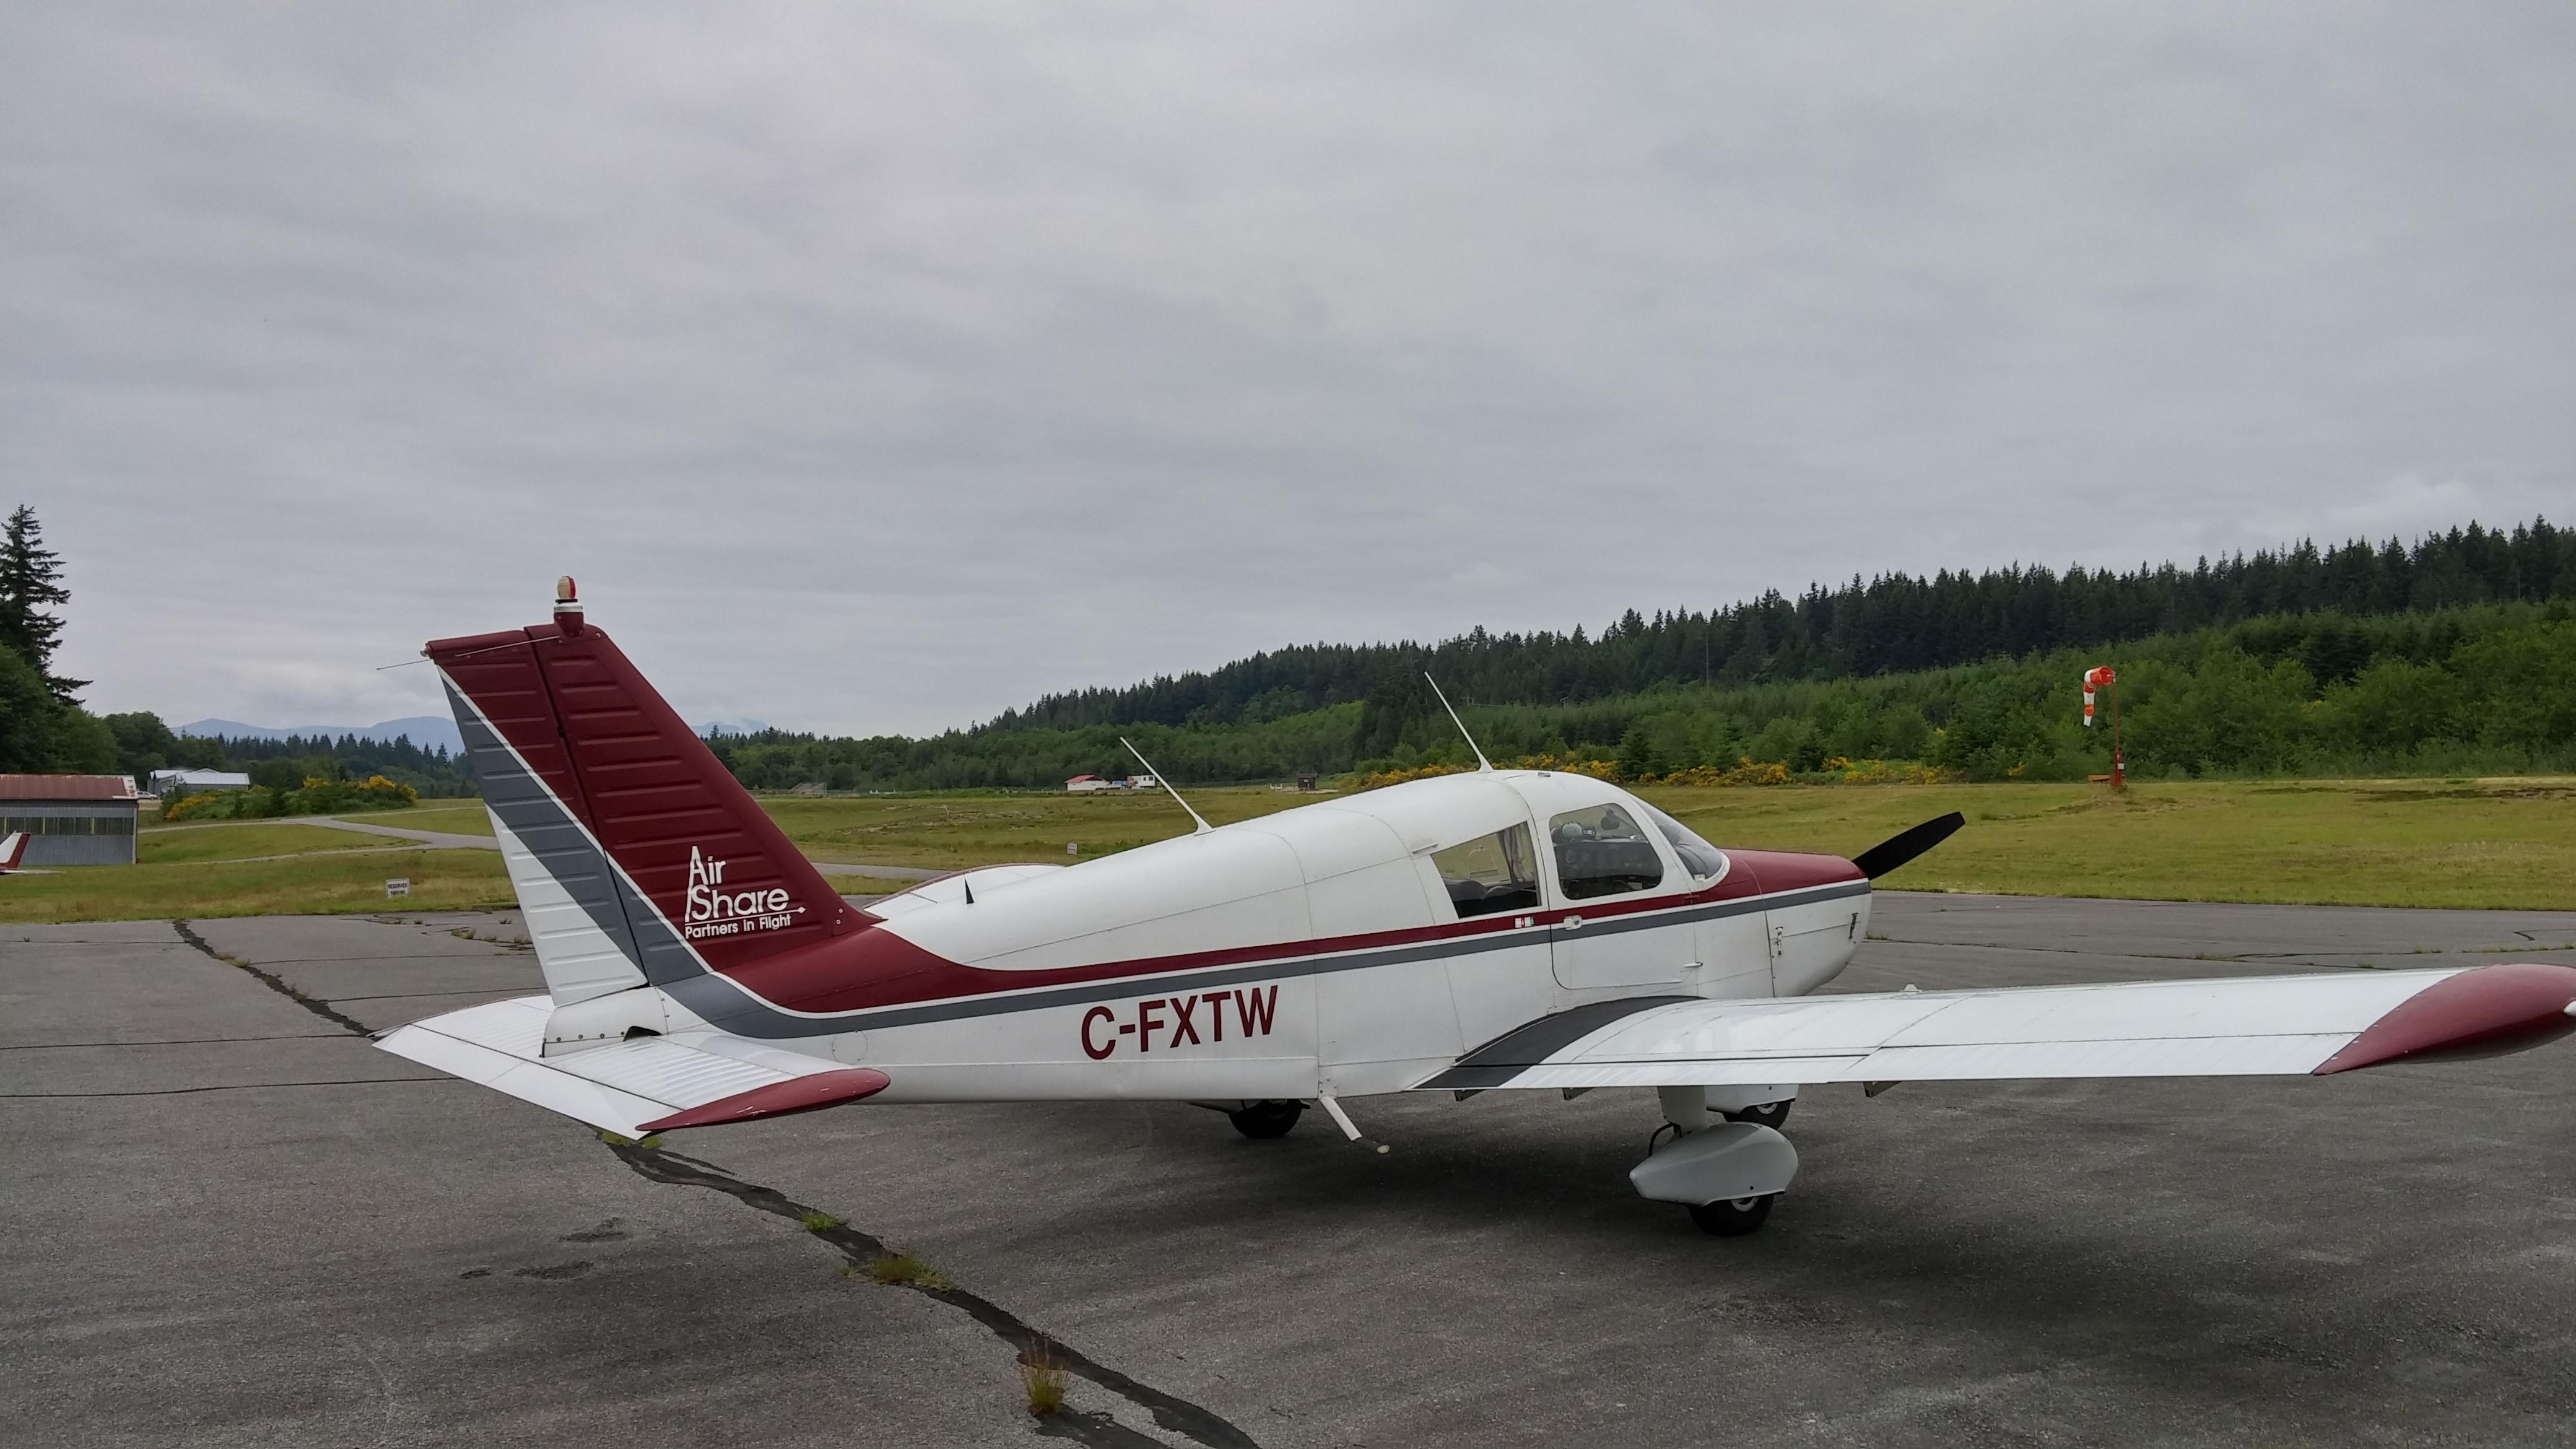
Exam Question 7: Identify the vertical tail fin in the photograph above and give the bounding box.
[428,586,858,1007]
[0,832,27,872]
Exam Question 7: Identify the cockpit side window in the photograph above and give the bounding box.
[1549,804,1664,900]
[1639,801,1728,879]
[1430,823,1539,919]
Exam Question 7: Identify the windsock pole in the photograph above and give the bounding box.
[2111,673,2124,788]
[2082,666,2123,789]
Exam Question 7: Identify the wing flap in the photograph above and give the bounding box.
[378,994,880,1138]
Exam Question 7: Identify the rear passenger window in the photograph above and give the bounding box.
[1550,804,1664,900]
[1430,824,1539,919]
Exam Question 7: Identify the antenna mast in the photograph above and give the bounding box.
[1423,674,1494,772]
[1121,738,1212,835]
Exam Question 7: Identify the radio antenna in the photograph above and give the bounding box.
[1121,738,1212,835]
[1424,674,1493,772]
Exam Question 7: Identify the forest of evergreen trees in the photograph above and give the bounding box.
[985,518,2576,731]
[706,518,2576,793]
[17,505,2562,798]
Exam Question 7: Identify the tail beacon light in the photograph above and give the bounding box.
[554,575,583,637]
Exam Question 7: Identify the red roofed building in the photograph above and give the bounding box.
[0,775,144,866]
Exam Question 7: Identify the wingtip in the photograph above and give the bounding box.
[2313,963,2576,1075]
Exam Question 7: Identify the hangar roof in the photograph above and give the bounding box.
[0,774,144,801]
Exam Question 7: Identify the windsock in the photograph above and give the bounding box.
[2081,666,2117,726]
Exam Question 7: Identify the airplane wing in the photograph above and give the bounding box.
[1423,963,2576,1092]
[378,996,887,1139]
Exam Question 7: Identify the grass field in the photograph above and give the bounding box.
[6,778,2570,923]
[137,822,402,864]
[1,845,513,922]
[396,802,495,835]
[761,777,2576,911]
[1634,778,2576,910]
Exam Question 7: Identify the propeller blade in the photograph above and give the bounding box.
[1851,811,1965,880]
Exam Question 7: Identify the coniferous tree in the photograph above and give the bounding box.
[0,505,84,704]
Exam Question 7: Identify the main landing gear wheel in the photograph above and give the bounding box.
[1725,1100,1792,1129]
[1228,1100,1304,1139]
[1687,1194,1778,1236]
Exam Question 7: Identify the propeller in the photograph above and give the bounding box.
[1850,811,1965,880]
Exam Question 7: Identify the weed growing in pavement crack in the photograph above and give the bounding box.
[1022,1347,1070,1417]
[798,1209,842,1233]
[595,1136,1260,1448]
[868,1251,953,1289]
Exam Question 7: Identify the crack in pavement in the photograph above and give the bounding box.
[172,920,375,1035]
[163,915,1256,1447]
[1,1077,439,1098]
[0,1033,347,1050]
[601,1138,1261,1449]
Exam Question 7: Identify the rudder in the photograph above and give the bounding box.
[429,582,859,1007]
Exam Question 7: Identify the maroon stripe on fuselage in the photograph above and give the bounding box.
[713,848,1857,1017]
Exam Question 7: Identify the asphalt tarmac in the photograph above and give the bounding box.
[8,893,2576,1448]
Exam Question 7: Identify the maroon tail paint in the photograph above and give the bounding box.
[426,619,865,974]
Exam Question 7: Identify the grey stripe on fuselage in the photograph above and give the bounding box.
[687,877,1870,1040]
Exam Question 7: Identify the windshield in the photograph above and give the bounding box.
[1639,802,1728,879]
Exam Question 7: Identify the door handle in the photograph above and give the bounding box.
[1562,915,1584,931]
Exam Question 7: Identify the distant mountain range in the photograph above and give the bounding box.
[174,715,771,756]
[179,715,466,756]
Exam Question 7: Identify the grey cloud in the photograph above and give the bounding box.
[6,2,2571,733]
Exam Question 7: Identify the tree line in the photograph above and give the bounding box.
[0,503,476,794]
[981,517,2575,734]
[707,598,2576,790]
[124,718,480,798]
[0,504,126,775]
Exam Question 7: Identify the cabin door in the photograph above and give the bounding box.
[1541,801,1692,994]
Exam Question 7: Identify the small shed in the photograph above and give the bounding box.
[0,775,145,866]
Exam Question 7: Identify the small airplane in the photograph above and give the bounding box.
[381,581,2576,1235]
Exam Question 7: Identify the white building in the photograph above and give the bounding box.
[148,768,251,795]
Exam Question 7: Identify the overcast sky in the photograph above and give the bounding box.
[7,4,2572,735]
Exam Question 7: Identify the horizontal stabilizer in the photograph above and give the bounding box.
[378,996,885,1139]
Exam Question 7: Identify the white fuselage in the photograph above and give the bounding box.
[619,770,1869,1105]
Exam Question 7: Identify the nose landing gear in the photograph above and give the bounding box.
[1686,1194,1777,1236]
[1638,1085,1800,1234]
[1723,1099,1792,1129]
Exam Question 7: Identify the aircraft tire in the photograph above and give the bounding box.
[1687,1194,1777,1236]
[1724,1100,1793,1129]
[1228,1100,1303,1139]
